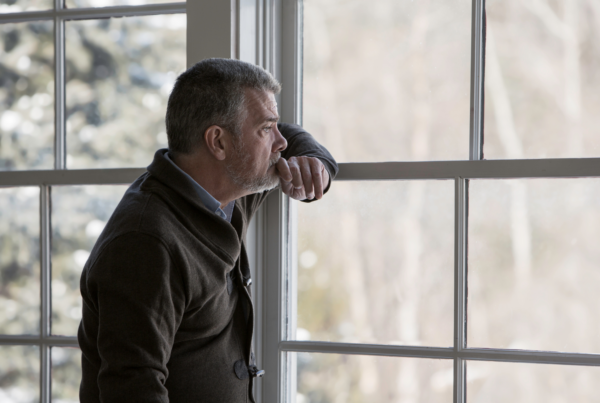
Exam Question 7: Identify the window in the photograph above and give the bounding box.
[0,1,185,401]
[260,0,600,402]
[4,1,600,402]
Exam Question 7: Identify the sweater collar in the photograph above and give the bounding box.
[146,149,242,262]
[162,151,235,222]
[147,149,210,212]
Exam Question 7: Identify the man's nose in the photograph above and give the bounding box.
[273,125,287,153]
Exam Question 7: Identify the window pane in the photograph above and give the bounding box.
[52,347,82,403]
[65,15,186,168]
[484,0,600,159]
[467,360,600,402]
[66,0,184,7]
[296,181,454,346]
[0,345,39,403]
[51,185,126,336]
[0,187,40,335]
[0,0,52,12]
[469,178,600,353]
[303,0,472,162]
[0,22,54,171]
[294,352,453,402]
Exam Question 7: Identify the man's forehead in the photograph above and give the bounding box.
[263,97,278,116]
[264,100,279,120]
[245,88,279,121]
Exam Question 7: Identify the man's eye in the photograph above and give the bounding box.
[263,126,272,132]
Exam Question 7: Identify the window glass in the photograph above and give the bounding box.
[0,0,52,12]
[296,180,454,346]
[303,0,472,162]
[295,352,453,403]
[51,185,127,336]
[469,178,600,353]
[0,345,39,403]
[66,0,184,7]
[467,360,600,402]
[484,0,600,159]
[0,22,54,171]
[52,347,82,402]
[65,14,186,168]
[0,187,40,335]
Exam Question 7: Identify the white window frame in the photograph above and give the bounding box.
[0,2,185,402]
[255,1,600,403]
[4,1,600,402]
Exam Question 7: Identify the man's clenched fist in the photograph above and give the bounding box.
[276,156,329,201]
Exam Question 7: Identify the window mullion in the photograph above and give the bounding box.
[54,9,66,170]
[49,1,64,397]
[454,177,468,403]
[280,0,302,126]
[454,358,466,403]
[469,0,485,161]
[260,190,286,403]
[0,4,186,24]
[40,185,52,403]
[283,196,297,403]
[40,344,51,403]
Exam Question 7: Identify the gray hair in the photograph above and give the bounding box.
[165,58,281,156]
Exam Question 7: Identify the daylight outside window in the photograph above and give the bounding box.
[279,0,600,402]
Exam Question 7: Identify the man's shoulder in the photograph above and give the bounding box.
[82,189,190,281]
[98,174,239,263]
[101,176,190,244]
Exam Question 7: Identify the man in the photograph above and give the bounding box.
[78,58,337,403]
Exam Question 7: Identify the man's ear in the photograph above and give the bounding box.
[204,125,229,161]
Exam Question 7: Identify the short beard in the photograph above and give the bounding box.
[225,136,281,194]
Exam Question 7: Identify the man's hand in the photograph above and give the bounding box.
[276,156,330,201]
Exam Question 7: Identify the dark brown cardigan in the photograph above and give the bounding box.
[78,123,338,403]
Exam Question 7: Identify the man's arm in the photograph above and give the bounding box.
[276,122,339,201]
[80,232,185,403]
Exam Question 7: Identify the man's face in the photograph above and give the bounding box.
[225,89,287,193]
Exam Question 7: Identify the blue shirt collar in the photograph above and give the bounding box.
[164,152,235,222]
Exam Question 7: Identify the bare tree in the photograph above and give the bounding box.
[485,25,533,289]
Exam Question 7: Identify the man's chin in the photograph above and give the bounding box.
[260,175,281,192]
[243,173,280,194]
